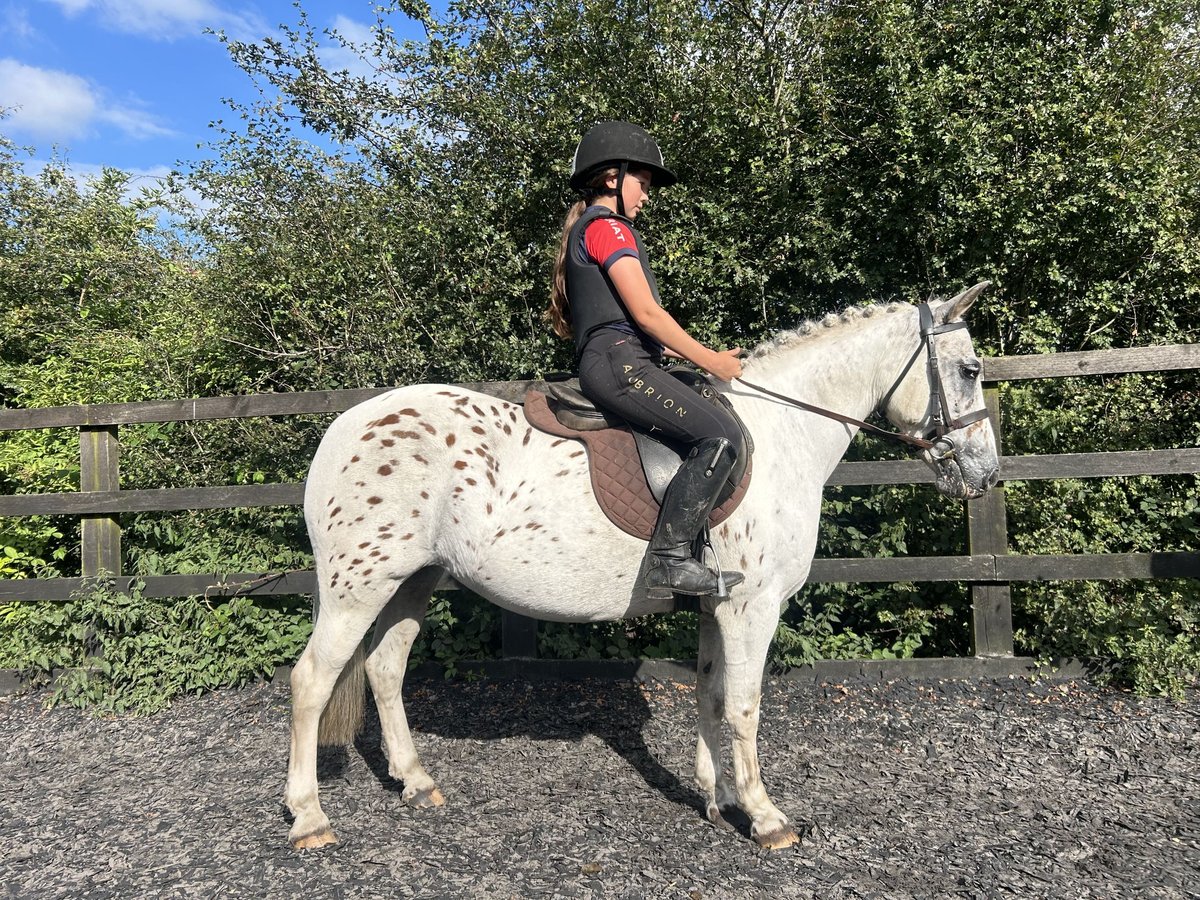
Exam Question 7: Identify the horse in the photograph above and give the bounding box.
[284,282,1000,850]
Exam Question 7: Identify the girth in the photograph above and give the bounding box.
[522,370,754,541]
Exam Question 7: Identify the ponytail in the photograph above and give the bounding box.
[546,167,618,341]
[547,199,586,340]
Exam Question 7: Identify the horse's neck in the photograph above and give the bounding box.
[740,309,912,472]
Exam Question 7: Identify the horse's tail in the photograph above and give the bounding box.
[317,640,366,746]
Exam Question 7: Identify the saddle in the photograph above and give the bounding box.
[522,370,753,541]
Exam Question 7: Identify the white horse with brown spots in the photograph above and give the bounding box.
[285,284,1000,850]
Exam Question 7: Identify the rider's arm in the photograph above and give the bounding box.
[607,256,742,381]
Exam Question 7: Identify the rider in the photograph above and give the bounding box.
[547,121,745,599]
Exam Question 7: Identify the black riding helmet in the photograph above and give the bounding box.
[570,121,677,217]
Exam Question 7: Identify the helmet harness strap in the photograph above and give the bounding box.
[615,161,629,218]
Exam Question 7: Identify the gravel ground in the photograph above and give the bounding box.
[1,673,1198,899]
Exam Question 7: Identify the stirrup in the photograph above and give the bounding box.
[644,554,743,601]
[699,525,743,598]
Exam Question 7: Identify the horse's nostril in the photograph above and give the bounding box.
[986,466,1000,489]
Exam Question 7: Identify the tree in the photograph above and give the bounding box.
[192,0,1198,690]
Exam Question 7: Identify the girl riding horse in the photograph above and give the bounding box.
[547,121,746,600]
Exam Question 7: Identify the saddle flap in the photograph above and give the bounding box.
[523,388,753,541]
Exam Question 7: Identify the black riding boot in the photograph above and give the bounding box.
[644,437,743,600]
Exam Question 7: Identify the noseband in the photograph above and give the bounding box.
[736,302,991,454]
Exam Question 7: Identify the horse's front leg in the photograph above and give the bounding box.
[695,607,737,828]
[714,596,800,849]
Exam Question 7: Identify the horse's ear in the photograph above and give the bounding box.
[937,281,991,324]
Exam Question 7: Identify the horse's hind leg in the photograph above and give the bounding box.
[365,565,444,807]
[286,573,398,849]
[695,608,737,828]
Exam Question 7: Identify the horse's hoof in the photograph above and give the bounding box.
[404,787,445,808]
[291,827,338,851]
[754,825,800,850]
[706,804,736,832]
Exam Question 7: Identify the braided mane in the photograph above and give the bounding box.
[746,302,908,362]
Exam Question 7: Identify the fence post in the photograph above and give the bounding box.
[80,425,121,578]
[501,611,538,659]
[966,387,1013,657]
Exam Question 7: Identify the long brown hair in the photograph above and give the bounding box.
[547,167,617,340]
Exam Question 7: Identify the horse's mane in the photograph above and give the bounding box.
[746,301,908,362]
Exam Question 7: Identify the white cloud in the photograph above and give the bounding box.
[331,14,374,46]
[42,0,267,41]
[43,0,92,14]
[28,158,212,223]
[98,103,177,140]
[320,15,384,82]
[47,159,173,184]
[0,58,96,139]
[0,58,175,141]
[4,5,37,40]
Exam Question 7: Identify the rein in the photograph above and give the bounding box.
[734,376,936,451]
[734,302,991,454]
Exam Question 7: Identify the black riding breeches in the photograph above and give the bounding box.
[577,328,743,454]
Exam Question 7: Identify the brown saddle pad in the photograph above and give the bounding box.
[523,390,752,541]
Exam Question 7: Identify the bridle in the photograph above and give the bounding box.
[735,302,991,454]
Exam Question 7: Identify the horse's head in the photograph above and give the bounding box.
[880,282,1000,500]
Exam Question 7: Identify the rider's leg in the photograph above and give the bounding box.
[578,330,746,598]
[644,436,742,599]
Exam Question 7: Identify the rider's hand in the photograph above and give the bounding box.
[706,348,744,382]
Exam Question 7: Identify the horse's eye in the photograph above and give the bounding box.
[960,360,981,381]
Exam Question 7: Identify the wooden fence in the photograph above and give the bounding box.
[1,345,1198,666]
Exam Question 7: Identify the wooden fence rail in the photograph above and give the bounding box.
[1,346,1197,663]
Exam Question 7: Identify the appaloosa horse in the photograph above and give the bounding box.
[285,283,1000,850]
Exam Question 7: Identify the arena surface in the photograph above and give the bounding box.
[2,673,1197,898]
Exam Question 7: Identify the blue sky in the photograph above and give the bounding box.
[0,0,429,183]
